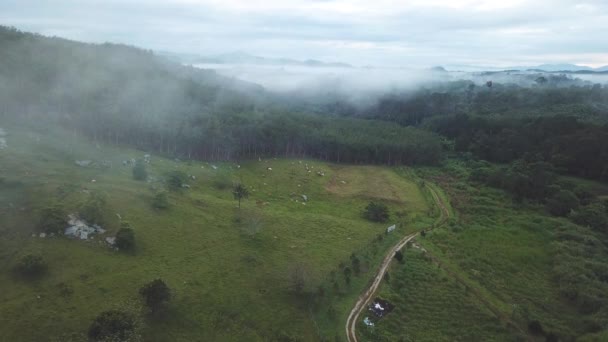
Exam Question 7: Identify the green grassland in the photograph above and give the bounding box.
[366,161,608,341]
[0,123,432,341]
[361,248,515,342]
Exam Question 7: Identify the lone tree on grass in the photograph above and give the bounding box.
[363,201,389,223]
[139,279,171,314]
[88,310,137,341]
[233,183,249,209]
[132,160,148,181]
[115,222,135,251]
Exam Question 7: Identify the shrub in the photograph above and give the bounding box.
[394,250,404,263]
[39,204,67,234]
[132,160,148,181]
[79,192,107,226]
[139,279,171,313]
[165,170,188,191]
[343,266,352,284]
[363,202,390,223]
[115,224,135,251]
[88,310,136,341]
[570,202,608,233]
[14,254,47,278]
[528,320,544,335]
[546,190,579,217]
[545,332,559,342]
[574,188,594,206]
[152,191,170,210]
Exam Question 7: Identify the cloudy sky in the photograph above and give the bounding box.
[1,0,607,67]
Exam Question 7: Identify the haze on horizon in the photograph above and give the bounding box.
[1,0,607,68]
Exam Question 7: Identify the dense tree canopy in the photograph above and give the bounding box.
[0,26,442,166]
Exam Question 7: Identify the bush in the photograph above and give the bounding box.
[363,202,390,223]
[547,190,579,217]
[39,204,67,234]
[545,332,559,342]
[139,279,171,313]
[115,224,135,251]
[88,310,136,341]
[132,160,147,181]
[165,170,188,191]
[14,254,47,278]
[574,188,594,206]
[394,250,404,263]
[343,266,352,284]
[152,191,170,210]
[79,192,107,226]
[570,202,608,233]
[528,320,545,335]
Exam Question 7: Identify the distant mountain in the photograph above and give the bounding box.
[530,63,594,72]
[445,63,607,73]
[161,51,353,68]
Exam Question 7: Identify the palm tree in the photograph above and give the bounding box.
[233,183,249,209]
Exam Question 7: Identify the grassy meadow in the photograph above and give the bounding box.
[0,123,433,341]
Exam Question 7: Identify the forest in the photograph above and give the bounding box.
[0,26,441,166]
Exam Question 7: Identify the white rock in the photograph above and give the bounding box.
[65,214,105,240]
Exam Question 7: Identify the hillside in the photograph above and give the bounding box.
[0,26,443,166]
[0,123,434,341]
[1,24,608,342]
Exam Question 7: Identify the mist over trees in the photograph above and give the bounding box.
[2,25,608,175]
[0,26,442,166]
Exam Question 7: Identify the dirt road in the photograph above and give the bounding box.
[345,185,449,342]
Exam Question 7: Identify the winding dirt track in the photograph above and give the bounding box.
[345,185,449,342]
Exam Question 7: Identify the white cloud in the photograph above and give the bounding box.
[0,0,606,67]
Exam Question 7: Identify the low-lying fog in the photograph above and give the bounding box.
[193,63,608,95]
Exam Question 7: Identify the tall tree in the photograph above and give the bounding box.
[233,183,249,209]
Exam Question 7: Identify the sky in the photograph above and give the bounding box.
[1,0,607,68]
